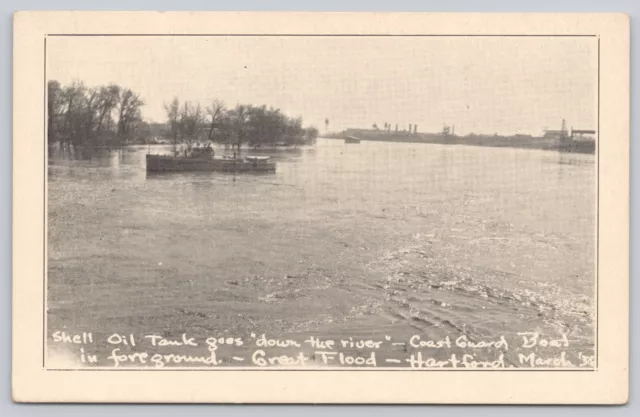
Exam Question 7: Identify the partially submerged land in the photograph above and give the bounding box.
[48,79,591,155]
[332,128,595,154]
[47,80,319,151]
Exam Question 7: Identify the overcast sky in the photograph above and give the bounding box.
[47,36,597,136]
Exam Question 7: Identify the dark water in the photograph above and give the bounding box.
[47,139,595,368]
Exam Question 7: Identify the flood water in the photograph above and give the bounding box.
[47,138,596,367]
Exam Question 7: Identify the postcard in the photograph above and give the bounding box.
[12,11,629,403]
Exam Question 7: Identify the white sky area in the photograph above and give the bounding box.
[47,36,597,136]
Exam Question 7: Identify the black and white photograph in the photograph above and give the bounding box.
[9,10,631,405]
[43,32,601,371]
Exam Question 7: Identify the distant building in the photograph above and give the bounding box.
[542,130,567,139]
[571,129,596,141]
[543,119,569,139]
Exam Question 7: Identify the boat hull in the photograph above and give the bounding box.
[345,136,361,144]
[146,154,276,173]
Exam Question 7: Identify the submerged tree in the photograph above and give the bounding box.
[47,79,145,147]
[95,84,121,133]
[160,96,318,151]
[164,97,181,147]
[179,101,204,150]
[229,104,251,154]
[116,89,144,141]
[47,80,63,143]
[206,99,226,142]
[305,126,319,145]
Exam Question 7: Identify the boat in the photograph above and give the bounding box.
[345,136,361,144]
[244,156,271,162]
[146,152,276,173]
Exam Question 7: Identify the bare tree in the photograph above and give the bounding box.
[164,97,181,149]
[206,99,226,141]
[60,80,88,146]
[178,101,205,151]
[96,84,121,133]
[47,80,63,143]
[229,104,250,154]
[48,79,145,148]
[83,88,99,139]
[163,96,318,152]
[116,89,144,143]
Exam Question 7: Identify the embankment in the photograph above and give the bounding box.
[337,130,595,154]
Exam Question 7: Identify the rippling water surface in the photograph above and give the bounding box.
[47,138,595,367]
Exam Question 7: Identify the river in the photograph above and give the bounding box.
[47,138,596,367]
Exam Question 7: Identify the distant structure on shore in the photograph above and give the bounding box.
[543,119,596,141]
[338,118,595,154]
[543,119,569,140]
[570,129,596,140]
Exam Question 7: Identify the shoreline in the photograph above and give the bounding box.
[326,133,595,154]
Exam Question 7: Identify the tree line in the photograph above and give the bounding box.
[164,98,319,153]
[47,80,319,151]
[47,80,145,147]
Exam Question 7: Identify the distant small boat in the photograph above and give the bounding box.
[345,136,361,144]
[244,156,271,162]
[146,153,276,173]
